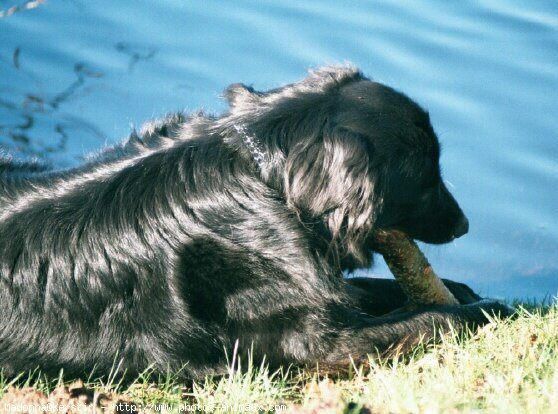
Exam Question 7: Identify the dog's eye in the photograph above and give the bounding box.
[420,190,434,201]
[417,185,441,205]
[385,200,418,211]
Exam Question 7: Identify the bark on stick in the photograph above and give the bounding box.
[372,229,459,306]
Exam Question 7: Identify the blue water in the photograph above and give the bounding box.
[1,0,557,301]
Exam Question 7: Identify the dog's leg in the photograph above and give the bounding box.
[223,285,512,373]
[176,239,508,376]
[296,299,513,370]
[346,277,483,316]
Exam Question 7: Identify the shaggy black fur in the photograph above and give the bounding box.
[0,66,511,380]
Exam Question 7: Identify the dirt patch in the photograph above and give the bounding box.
[0,380,138,413]
[286,380,374,414]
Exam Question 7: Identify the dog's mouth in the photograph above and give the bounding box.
[375,215,469,246]
[395,220,468,244]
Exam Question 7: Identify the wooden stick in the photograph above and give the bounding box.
[372,229,459,306]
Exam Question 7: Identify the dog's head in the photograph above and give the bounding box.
[224,65,468,268]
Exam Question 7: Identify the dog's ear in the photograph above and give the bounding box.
[224,83,260,108]
[284,129,376,265]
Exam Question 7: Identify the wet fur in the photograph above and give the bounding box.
[0,66,510,379]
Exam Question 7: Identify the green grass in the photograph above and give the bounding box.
[2,305,557,413]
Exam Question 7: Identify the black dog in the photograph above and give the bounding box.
[0,66,510,380]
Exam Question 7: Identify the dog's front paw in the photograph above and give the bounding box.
[465,299,516,320]
[441,279,482,304]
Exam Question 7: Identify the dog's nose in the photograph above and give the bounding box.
[454,216,469,238]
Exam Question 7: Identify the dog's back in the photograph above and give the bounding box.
[0,113,224,378]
